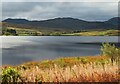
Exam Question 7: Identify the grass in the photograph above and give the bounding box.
[1,56,119,82]
[16,56,109,69]
[19,59,118,82]
[6,27,42,36]
[2,26,120,36]
[62,30,120,36]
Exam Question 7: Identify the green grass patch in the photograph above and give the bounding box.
[2,26,120,36]
[62,29,120,36]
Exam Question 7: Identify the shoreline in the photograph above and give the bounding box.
[1,55,119,82]
[3,55,108,67]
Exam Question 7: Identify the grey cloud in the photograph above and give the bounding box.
[2,2,118,21]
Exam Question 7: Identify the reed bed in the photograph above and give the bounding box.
[18,59,119,82]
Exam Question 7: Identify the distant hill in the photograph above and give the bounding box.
[105,17,120,26]
[2,17,120,30]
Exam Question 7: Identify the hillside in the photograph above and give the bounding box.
[2,17,120,30]
[1,17,120,36]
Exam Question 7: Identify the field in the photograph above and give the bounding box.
[62,30,120,36]
[2,26,120,36]
[2,27,42,36]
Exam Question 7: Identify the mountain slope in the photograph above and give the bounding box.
[2,17,119,30]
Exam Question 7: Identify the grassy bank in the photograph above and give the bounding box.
[1,56,119,83]
[62,30,120,36]
[1,43,120,83]
[2,27,120,36]
[20,57,118,82]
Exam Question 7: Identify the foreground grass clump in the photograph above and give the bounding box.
[1,66,20,83]
[1,56,118,83]
[19,60,118,82]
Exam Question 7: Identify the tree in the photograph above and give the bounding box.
[101,43,120,65]
[6,29,17,36]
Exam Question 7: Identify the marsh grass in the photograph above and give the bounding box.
[1,56,117,83]
[17,58,118,82]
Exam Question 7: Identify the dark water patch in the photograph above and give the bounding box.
[1,36,119,65]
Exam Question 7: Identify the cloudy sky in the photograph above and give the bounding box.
[2,0,119,21]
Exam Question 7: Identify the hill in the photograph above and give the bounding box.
[1,17,120,36]
[2,17,120,30]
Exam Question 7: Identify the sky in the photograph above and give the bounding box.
[1,0,119,2]
[1,0,119,21]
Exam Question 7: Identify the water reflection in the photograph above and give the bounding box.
[1,36,119,65]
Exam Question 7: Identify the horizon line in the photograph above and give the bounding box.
[1,16,120,22]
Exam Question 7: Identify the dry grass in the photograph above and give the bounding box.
[18,58,119,82]
[1,56,119,83]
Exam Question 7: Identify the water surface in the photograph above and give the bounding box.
[1,36,119,65]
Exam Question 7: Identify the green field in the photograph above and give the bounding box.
[2,26,120,36]
[62,30,120,36]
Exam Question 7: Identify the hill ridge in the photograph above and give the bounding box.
[2,17,120,30]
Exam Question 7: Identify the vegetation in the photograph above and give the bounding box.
[1,66,20,83]
[2,27,42,36]
[101,43,120,64]
[62,30,120,36]
[2,26,120,36]
[2,27,17,36]
[0,43,119,83]
[2,17,120,36]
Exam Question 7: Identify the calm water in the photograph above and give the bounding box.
[1,36,119,65]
